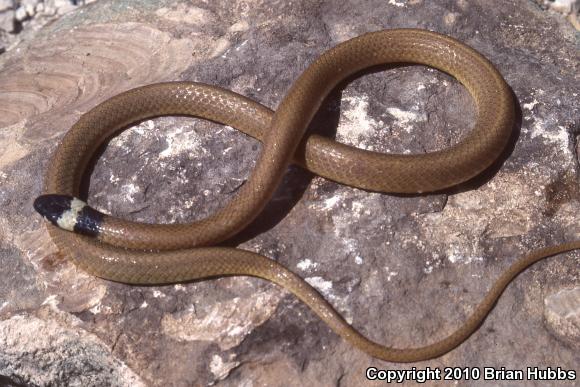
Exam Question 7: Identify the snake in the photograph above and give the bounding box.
[33,29,580,363]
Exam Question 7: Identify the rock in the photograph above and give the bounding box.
[534,0,578,14]
[24,4,35,17]
[45,0,78,15]
[42,3,56,15]
[0,0,13,12]
[55,3,76,15]
[20,1,37,17]
[0,0,14,33]
[0,1,94,52]
[0,313,145,386]
[21,0,39,18]
[0,9,13,32]
[544,288,580,349]
[1,0,579,385]
[532,0,580,29]
[14,6,27,21]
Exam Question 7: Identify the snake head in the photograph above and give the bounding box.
[33,194,104,237]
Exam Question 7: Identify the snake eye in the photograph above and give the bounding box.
[34,194,103,236]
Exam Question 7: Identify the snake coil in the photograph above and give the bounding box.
[34,29,580,362]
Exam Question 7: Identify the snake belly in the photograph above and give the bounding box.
[34,29,580,362]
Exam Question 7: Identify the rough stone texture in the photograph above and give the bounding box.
[544,288,580,349]
[532,0,580,28]
[533,0,578,14]
[0,1,97,51]
[0,313,145,386]
[0,0,579,386]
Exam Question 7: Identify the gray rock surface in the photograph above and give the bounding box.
[0,0,579,386]
[0,0,96,51]
[533,0,578,14]
[0,313,145,386]
[0,0,14,35]
[532,0,580,28]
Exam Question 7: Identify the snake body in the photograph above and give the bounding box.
[34,29,580,362]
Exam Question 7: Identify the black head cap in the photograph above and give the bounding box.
[33,194,75,226]
[34,194,103,236]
